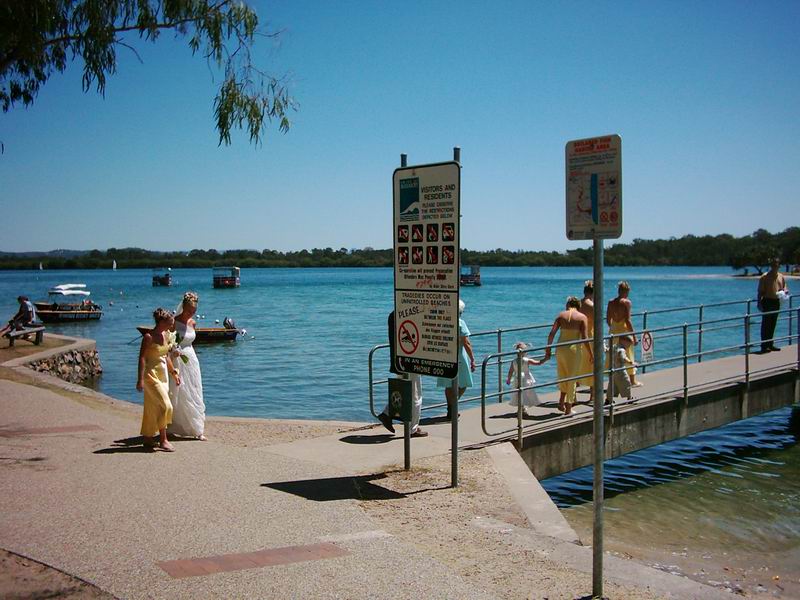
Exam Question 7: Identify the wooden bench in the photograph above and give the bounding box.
[5,325,46,347]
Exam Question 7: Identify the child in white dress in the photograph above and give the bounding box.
[607,335,636,402]
[506,342,547,416]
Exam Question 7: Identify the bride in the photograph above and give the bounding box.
[168,291,207,440]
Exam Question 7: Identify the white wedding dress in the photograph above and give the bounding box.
[168,320,206,437]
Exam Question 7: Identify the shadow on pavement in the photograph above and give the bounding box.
[93,436,155,454]
[339,434,396,444]
[489,411,560,422]
[262,474,407,501]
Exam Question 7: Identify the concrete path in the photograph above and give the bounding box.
[0,379,494,600]
[3,338,775,599]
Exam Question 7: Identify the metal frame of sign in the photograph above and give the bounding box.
[565,134,622,241]
[392,161,460,379]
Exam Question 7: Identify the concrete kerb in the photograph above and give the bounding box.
[2,333,94,368]
[484,442,580,544]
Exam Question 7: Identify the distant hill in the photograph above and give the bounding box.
[0,249,87,258]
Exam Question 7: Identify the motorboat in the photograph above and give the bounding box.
[213,266,240,288]
[152,267,172,287]
[460,265,482,286]
[136,317,242,343]
[34,284,103,322]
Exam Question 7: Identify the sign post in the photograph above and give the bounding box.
[640,331,654,365]
[393,150,461,487]
[566,134,622,599]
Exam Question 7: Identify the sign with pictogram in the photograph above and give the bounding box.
[640,330,654,364]
[565,134,622,240]
[393,161,460,379]
[398,320,419,354]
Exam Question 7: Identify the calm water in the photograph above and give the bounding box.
[0,266,766,421]
[1,266,797,592]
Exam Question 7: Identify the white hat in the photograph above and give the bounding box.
[458,299,465,314]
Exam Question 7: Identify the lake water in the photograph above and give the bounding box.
[1,266,797,594]
[0,266,772,421]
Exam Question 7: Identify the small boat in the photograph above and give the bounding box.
[460,265,482,286]
[152,267,172,287]
[136,320,242,343]
[213,266,240,288]
[112,260,117,271]
[34,284,103,322]
[38,262,43,271]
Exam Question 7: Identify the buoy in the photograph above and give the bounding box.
[215,319,220,324]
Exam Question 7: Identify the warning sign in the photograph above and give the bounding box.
[640,331,654,364]
[565,134,622,240]
[393,161,460,379]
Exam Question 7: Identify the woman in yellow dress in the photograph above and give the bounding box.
[577,280,595,398]
[137,308,180,451]
[545,297,593,415]
[606,281,639,386]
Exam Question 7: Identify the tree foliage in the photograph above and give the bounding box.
[0,0,294,145]
[1,228,798,271]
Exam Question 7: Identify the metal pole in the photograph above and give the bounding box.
[592,237,605,599]
[697,305,704,363]
[498,330,504,403]
[796,308,799,370]
[683,324,689,404]
[451,144,461,488]
[451,378,459,488]
[641,312,648,373]
[789,296,794,344]
[403,421,410,470]
[744,314,751,388]
[516,351,523,450]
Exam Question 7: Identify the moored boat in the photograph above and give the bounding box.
[34,284,103,322]
[213,266,240,288]
[460,265,482,286]
[152,267,172,287]
[136,320,242,343]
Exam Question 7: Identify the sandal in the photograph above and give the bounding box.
[159,442,175,452]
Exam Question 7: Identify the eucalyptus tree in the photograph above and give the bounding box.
[0,0,294,146]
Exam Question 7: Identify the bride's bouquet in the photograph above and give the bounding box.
[168,331,190,364]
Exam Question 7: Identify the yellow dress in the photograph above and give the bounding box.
[578,309,595,387]
[141,332,173,437]
[609,319,635,378]
[556,327,584,406]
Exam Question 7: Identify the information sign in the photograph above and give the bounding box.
[393,161,460,379]
[565,134,622,240]
[640,330,654,364]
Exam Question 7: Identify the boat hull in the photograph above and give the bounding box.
[37,310,102,323]
[135,326,239,342]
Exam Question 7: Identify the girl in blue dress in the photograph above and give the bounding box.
[437,299,475,420]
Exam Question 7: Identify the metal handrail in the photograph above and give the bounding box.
[368,295,799,430]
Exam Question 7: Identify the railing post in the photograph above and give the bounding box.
[641,312,648,373]
[697,305,704,363]
[789,296,794,344]
[744,313,751,388]
[368,347,376,417]
[516,352,523,450]
[796,308,800,370]
[498,329,504,403]
[682,323,689,404]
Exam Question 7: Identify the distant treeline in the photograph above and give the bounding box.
[1,227,798,272]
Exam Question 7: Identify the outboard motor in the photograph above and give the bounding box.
[223,317,236,330]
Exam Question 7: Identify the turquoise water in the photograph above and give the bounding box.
[0,266,769,421]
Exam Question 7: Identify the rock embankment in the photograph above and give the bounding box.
[27,348,103,383]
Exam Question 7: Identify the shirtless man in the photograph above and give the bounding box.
[757,258,789,353]
[607,281,639,386]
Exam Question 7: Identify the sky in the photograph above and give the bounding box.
[1,0,799,253]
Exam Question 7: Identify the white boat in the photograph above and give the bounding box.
[34,284,103,323]
[112,260,117,270]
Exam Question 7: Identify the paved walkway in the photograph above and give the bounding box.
[0,337,765,599]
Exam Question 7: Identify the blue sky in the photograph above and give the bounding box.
[1,0,798,253]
